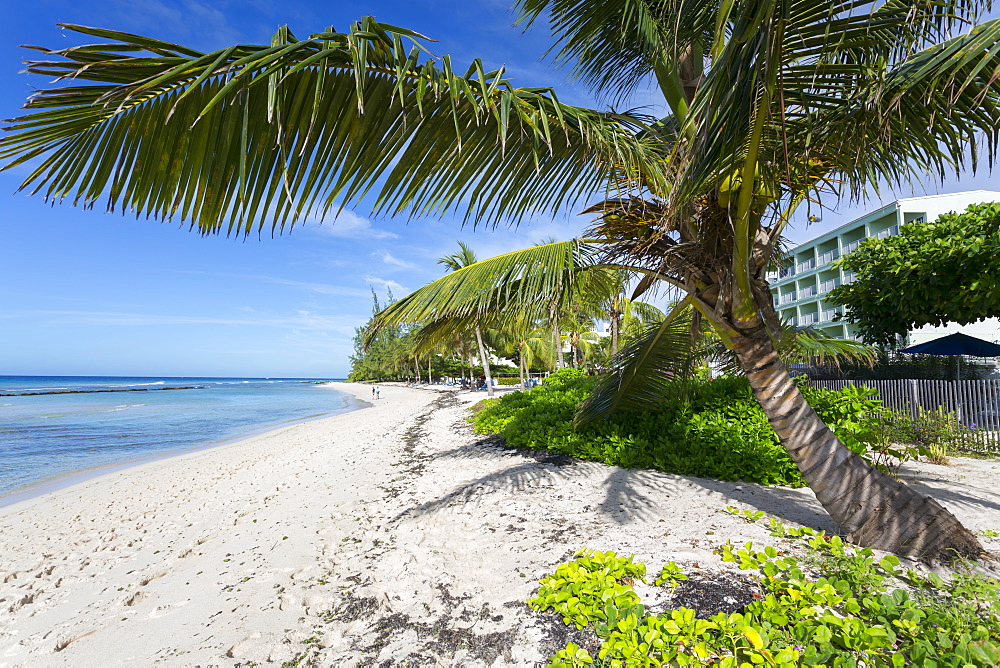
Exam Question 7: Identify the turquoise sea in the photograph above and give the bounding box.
[0,375,361,504]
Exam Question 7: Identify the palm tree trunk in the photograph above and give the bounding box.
[730,325,983,560]
[610,309,620,357]
[518,343,526,389]
[551,306,564,369]
[475,327,495,397]
[427,355,432,383]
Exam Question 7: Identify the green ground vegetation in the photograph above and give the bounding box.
[470,370,976,487]
[530,513,1000,667]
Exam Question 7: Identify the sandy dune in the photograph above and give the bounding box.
[1,383,998,666]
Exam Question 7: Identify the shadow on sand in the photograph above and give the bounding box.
[399,436,837,534]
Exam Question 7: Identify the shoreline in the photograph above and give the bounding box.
[0,383,370,510]
[1,384,998,666]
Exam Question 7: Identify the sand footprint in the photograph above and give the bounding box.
[124,591,148,607]
[138,571,168,587]
[8,590,36,613]
[53,627,102,652]
[147,599,190,619]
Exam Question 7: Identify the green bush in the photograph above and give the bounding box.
[474,370,970,486]
[472,369,805,486]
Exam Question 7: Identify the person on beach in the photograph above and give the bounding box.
[372,386,376,399]
[376,388,381,400]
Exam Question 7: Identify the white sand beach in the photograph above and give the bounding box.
[2,383,999,667]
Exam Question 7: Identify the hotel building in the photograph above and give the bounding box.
[767,190,1000,343]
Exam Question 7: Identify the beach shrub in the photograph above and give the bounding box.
[530,514,1000,667]
[528,549,646,629]
[472,369,803,486]
[473,370,952,486]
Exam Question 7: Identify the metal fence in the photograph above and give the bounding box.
[810,378,1000,454]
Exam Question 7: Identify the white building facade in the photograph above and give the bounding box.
[768,190,1000,344]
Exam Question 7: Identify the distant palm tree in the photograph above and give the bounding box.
[606,295,666,357]
[437,242,497,396]
[4,3,999,557]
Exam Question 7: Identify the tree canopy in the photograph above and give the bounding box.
[829,202,1000,347]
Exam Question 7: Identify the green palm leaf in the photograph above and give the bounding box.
[1,20,664,234]
[363,239,612,346]
[577,307,876,424]
[775,326,877,370]
[575,299,704,425]
[515,0,716,108]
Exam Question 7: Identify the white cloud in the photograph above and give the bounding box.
[364,276,408,296]
[172,270,372,298]
[263,276,371,298]
[307,210,399,240]
[372,250,417,270]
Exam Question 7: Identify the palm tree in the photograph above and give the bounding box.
[606,294,666,357]
[437,242,497,396]
[3,4,999,558]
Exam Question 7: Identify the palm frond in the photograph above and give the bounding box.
[0,20,664,234]
[514,0,716,107]
[704,322,879,375]
[362,239,607,347]
[807,19,1000,198]
[575,299,703,425]
[407,315,478,356]
[669,2,1000,223]
[438,241,479,271]
[775,326,878,370]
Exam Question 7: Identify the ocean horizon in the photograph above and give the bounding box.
[0,375,358,504]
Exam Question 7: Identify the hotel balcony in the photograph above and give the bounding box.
[817,249,839,265]
[873,224,900,240]
[843,239,863,254]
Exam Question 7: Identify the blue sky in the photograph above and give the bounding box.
[2,1,998,378]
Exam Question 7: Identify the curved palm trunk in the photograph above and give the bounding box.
[731,326,983,560]
[475,326,495,397]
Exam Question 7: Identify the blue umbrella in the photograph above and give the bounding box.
[899,332,1000,381]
